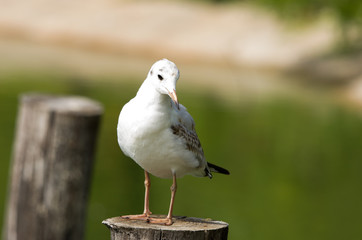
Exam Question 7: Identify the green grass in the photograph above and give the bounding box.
[0,73,362,239]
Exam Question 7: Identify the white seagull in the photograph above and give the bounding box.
[117,59,229,225]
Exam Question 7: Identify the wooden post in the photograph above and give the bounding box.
[2,94,103,240]
[102,216,229,240]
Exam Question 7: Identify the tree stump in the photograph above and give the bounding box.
[102,215,229,240]
[3,94,103,240]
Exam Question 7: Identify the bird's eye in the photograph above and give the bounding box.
[158,74,164,81]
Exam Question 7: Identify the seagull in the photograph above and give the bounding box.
[117,59,229,225]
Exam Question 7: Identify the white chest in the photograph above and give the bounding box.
[117,100,171,158]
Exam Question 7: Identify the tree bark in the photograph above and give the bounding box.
[103,215,229,240]
[3,94,103,240]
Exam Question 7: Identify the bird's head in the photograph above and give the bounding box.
[147,59,180,109]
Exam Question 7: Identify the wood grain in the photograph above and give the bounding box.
[103,215,229,240]
[3,94,103,240]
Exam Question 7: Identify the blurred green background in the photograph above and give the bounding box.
[1,0,362,240]
[1,72,362,239]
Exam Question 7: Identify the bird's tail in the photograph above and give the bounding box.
[205,162,230,178]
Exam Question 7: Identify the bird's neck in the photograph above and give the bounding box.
[136,80,170,107]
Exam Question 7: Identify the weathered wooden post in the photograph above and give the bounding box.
[102,216,229,239]
[2,94,103,240]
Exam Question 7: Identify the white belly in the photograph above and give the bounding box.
[117,102,200,178]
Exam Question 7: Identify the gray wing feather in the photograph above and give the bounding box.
[170,104,206,168]
[170,124,205,166]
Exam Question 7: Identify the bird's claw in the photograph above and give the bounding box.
[147,217,173,226]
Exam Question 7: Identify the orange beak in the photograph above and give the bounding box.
[168,89,179,110]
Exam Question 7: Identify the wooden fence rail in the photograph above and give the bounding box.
[2,94,103,240]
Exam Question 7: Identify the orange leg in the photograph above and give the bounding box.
[148,172,177,226]
[122,171,152,220]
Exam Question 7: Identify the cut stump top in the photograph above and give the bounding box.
[102,215,229,240]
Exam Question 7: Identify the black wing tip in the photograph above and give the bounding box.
[207,162,230,175]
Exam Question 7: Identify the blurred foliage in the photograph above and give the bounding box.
[203,0,362,50]
[252,0,362,50]
[1,73,362,240]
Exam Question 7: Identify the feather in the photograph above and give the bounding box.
[207,162,230,175]
[170,124,205,167]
